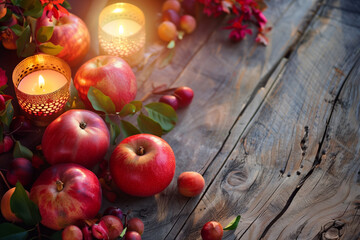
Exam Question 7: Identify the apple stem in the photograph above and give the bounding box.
[136,146,145,156]
[0,170,11,189]
[96,58,102,67]
[56,180,64,192]
[79,122,87,129]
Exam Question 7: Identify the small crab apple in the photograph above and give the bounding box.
[174,86,194,108]
[62,225,83,240]
[162,9,180,27]
[180,15,197,34]
[1,187,29,223]
[101,215,124,240]
[124,231,142,240]
[159,95,179,110]
[177,171,205,197]
[0,135,14,154]
[127,217,144,235]
[6,158,34,186]
[162,0,181,13]
[201,221,223,240]
[158,21,178,42]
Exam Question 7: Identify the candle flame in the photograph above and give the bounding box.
[38,75,45,89]
[112,8,124,13]
[119,25,124,35]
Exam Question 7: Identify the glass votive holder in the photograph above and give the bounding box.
[12,54,71,127]
[98,2,146,66]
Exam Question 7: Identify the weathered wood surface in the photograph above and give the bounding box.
[1,0,360,239]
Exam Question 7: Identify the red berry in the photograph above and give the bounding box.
[174,86,194,108]
[0,136,14,153]
[159,95,179,110]
[127,217,144,235]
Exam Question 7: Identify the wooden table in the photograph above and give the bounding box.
[1,0,360,239]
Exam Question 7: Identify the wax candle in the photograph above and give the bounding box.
[98,3,145,66]
[18,70,67,95]
[102,19,142,37]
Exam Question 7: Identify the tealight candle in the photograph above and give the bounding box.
[98,3,145,66]
[12,54,71,126]
[18,70,67,95]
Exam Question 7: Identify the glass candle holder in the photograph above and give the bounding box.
[98,3,146,66]
[12,54,71,127]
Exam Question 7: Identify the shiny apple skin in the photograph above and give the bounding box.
[110,134,176,197]
[41,109,110,169]
[29,163,102,230]
[36,13,90,67]
[74,55,137,112]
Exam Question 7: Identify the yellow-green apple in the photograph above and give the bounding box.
[74,55,137,112]
[29,163,102,230]
[110,134,175,197]
[41,109,110,169]
[201,221,223,240]
[177,171,205,197]
[35,13,90,67]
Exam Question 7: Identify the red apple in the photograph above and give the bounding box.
[201,221,223,240]
[29,163,102,230]
[74,55,137,112]
[110,134,176,197]
[41,109,110,169]
[35,13,90,67]
[177,171,205,197]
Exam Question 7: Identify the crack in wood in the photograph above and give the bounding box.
[258,51,360,240]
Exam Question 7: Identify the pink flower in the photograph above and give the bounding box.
[0,68,7,87]
[253,8,267,30]
[226,19,252,42]
[40,0,69,20]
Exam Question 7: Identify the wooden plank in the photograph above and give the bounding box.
[265,44,360,240]
[173,1,360,239]
[105,0,321,239]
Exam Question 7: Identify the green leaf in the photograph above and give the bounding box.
[20,42,36,57]
[10,182,42,226]
[159,48,175,69]
[119,120,141,138]
[87,86,116,114]
[118,103,136,117]
[0,84,7,92]
[145,102,177,132]
[50,230,63,240]
[167,40,175,49]
[105,115,120,145]
[23,0,43,18]
[0,223,28,240]
[16,25,31,57]
[13,141,33,160]
[137,113,162,137]
[10,24,24,36]
[0,8,12,22]
[130,101,142,112]
[0,100,14,126]
[39,42,63,55]
[36,26,54,43]
[120,227,127,238]
[223,215,241,230]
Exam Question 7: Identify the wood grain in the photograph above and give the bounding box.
[173,0,360,239]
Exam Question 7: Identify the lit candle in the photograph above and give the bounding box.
[102,19,142,37]
[18,70,67,95]
[98,3,145,66]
